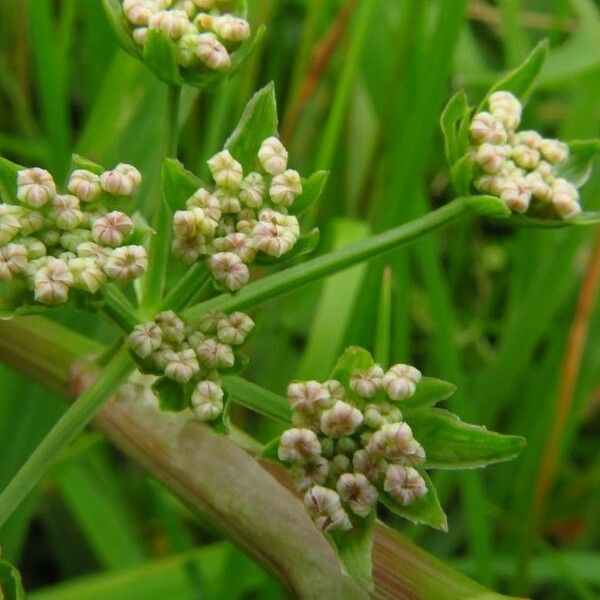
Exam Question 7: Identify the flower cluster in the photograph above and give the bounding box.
[172,138,303,291]
[122,0,251,73]
[0,164,147,305]
[470,91,581,219]
[278,363,428,532]
[129,309,254,420]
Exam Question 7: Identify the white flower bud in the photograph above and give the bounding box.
[17,168,56,208]
[20,210,45,236]
[19,237,46,260]
[186,188,222,221]
[100,164,141,196]
[540,139,569,165]
[0,254,12,281]
[208,251,249,291]
[382,364,421,401]
[208,150,243,189]
[192,207,217,236]
[212,15,251,42]
[384,465,427,506]
[476,143,505,174]
[258,137,288,175]
[194,33,231,71]
[304,486,351,532]
[514,130,542,150]
[52,194,84,231]
[165,348,200,383]
[0,206,23,245]
[34,258,73,305]
[470,111,507,145]
[552,179,581,219]
[191,380,224,421]
[129,322,163,359]
[512,144,540,170]
[488,91,522,130]
[173,210,198,239]
[251,221,295,258]
[103,245,148,280]
[149,9,190,38]
[287,381,331,413]
[349,365,384,398]
[239,172,265,208]
[499,177,532,214]
[68,257,106,294]
[320,400,363,438]
[269,170,302,207]
[195,338,235,369]
[133,27,149,45]
[197,310,226,334]
[172,235,206,263]
[278,428,321,463]
[336,473,378,517]
[324,379,346,402]
[123,0,156,26]
[2,243,28,275]
[155,310,186,344]
[367,422,425,465]
[536,160,554,180]
[92,211,134,247]
[68,169,102,202]
[525,172,552,202]
[77,241,112,264]
[290,458,329,492]
[216,311,254,345]
[213,233,256,263]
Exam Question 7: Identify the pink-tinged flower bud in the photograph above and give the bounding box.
[251,221,294,258]
[155,310,186,344]
[92,211,134,247]
[194,33,231,71]
[34,257,73,305]
[123,0,156,26]
[367,422,425,465]
[20,237,46,260]
[0,206,23,245]
[514,130,542,150]
[350,365,384,398]
[336,473,378,517]
[191,380,224,421]
[524,172,552,202]
[68,257,106,294]
[278,428,321,463]
[512,144,540,170]
[191,207,217,237]
[208,251,249,291]
[208,150,243,189]
[173,210,198,239]
[172,235,206,263]
[129,322,163,359]
[186,188,222,221]
[211,15,251,42]
[475,175,505,196]
[303,486,351,532]
[216,311,254,345]
[384,464,427,506]
[269,170,302,207]
[364,403,403,429]
[77,241,112,264]
[287,381,331,413]
[239,172,265,208]
[476,143,505,174]
[258,137,288,175]
[2,243,28,275]
[320,400,363,438]
[197,310,227,334]
[290,457,329,492]
[17,168,56,208]
[499,177,531,214]
[195,338,235,369]
[540,139,569,165]
[552,179,581,219]
[103,245,148,280]
[352,449,387,485]
[488,91,522,131]
[324,379,346,402]
[164,348,200,383]
[68,169,102,202]
[469,111,507,145]
[213,233,256,263]
[149,9,190,38]
[52,194,84,231]
[100,164,141,196]
[382,364,421,401]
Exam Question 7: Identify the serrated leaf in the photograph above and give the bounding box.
[143,29,183,87]
[440,91,470,166]
[450,155,473,196]
[556,139,600,188]
[480,39,549,108]
[330,512,375,591]
[464,194,511,219]
[290,171,329,216]
[403,408,526,469]
[152,377,189,412]
[254,229,320,266]
[225,82,278,172]
[379,470,448,531]
[101,0,143,59]
[162,158,205,213]
[0,155,22,203]
[71,154,104,175]
[402,378,456,409]
[0,559,26,600]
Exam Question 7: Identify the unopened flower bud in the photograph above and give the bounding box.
[514,130,542,149]
[525,172,552,202]
[20,237,46,260]
[103,245,148,280]
[384,465,427,506]
[165,348,200,383]
[216,311,254,345]
[336,473,378,517]
[149,9,190,38]
[133,27,149,45]
[210,14,251,42]
[77,241,111,264]
[488,91,522,130]
[287,380,331,413]
[2,243,28,275]
[258,137,288,175]
[320,400,363,438]
[93,211,133,247]
[17,168,56,208]
[52,194,84,231]
[197,310,226,334]
[19,210,45,237]
[172,235,206,263]
[269,170,302,207]
[470,111,507,145]
[291,457,329,492]
[186,188,222,221]
[350,365,384,398]
[68,257,106,294]
[173,210,198,239]
[367,422,425,465]
[278,428,321,463]
[303,486,351,532]
[123,0,155,26]
[100,164,141,196]
[251,221,294,258]
[364,403,403,429]
[208,251,249,291]
[195,338,235,369]
[540,139,569,165]
[129,322,163,359]
[476,143,504,174]
[352,449,386,485]
[512,144,540,170]
[324,379,346,402]
[194,33,231,71]
[0,207,22,245]
[552,179,581,219]
[34,258,73,305]
[191,380,224,421]
[68,169,102,202]
[208,150,243,189]
[500,177,531,214]
[155,310,186,344]
[382,364,421,401]
[213,233,256,263]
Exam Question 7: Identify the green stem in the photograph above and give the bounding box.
[141,84,182,317]
[183,197,470,322]
[223,376,291,423]
[103,284,140,332]
[0,345,134,527]
[162,262,211,312]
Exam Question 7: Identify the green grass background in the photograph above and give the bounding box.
[0,0,599,598]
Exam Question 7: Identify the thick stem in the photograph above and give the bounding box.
[0,345,133,527]
[183,197,470,322]
[103,284,141,332]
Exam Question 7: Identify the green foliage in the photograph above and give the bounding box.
[0,559,25,600]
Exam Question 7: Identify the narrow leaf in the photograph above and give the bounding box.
[162,158,206,213]
[254,229,320,266]
[329,346,375,391]
[262,437,281,461]
[290,171,330,215]
[223,376,291,422]
[464,195,511,219]
[0,155,22,203]
[440,91,470,166]
[0,559,25,600]
[556,139,600,188]
[402,378,456,409]
[404,408,526,469]
[71,154,104,175]
[101,0,142,59]
[143,29,182,86]
[450,155,473,197]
